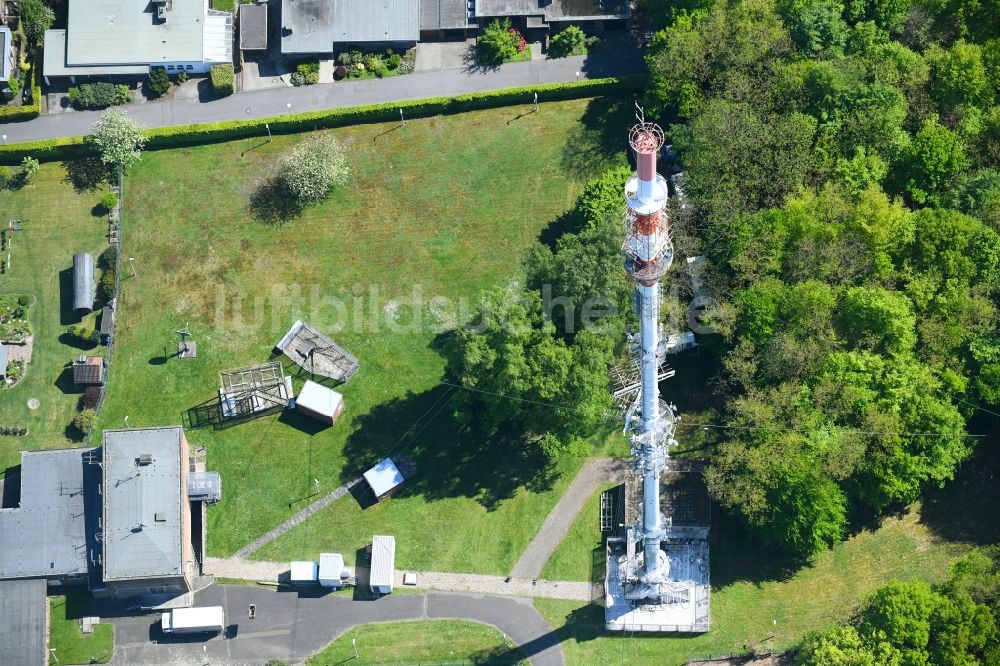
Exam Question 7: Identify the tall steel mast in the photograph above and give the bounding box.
[621,114,677,601]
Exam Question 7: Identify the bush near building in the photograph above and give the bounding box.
[100,192,118,211]
[477,18,520,65]
[72,408,97,437]
[148,67,172,98]
[68,83,132,110]
[210,64,235,96]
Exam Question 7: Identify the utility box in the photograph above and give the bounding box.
[319,553,348,588]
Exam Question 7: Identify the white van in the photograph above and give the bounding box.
[161,606,225,634]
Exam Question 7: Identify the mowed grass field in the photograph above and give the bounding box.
[307,620,527,665]
[97,97,632,564]
[0,163,109,471]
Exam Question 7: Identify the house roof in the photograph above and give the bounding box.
[66,0,207,65]
[0,345,8,376]
[73,357,104,385]
[419,0,469,30]
[72,252,95,312]
[296,380,343,418]
[0,448,97,580]
[102,427,185,581]
[0,27,12,82]
[363,457,404,497]
[100,306,114,336]
[281,0,419,54]
[475,0,628,20]
[43,30,150,77]
[240,3,268,50]
[0,579,47,666]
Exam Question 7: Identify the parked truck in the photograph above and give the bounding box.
[160,606,225,634]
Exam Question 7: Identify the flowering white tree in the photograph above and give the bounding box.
[277,133,351,205]
[86,109,147,173]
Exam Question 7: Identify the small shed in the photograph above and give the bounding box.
[99,304,115,344]
[290,560,318,584]
[319,552,347,588]
[295,380,344,425]
[363,457,404,502]
[0,345,7,378]
[240,3,268,51]
[369,535,395,595]
[72,355,104,385]
[72,252,95,313]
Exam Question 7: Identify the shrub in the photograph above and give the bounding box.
[387,53,403,70]
[277,133,351,205]
[100,192,118,211]
[0,167,10,188]
[210,64,235,96]
[98,245,118,271]
[68,82,131,109]
[364,55,383,72]
[81,386,101,409]
[72,409,97,437]
[296,61,320,77]
[97,269,116,302]
[148,67,172,98]
[305,71,319,85]
[20,156,39,182]
[20,0,54,44]
[16,295,28,306]
[290,72,305,86]
[478,18,520,64]
[67,325,100,344]
[177,70,189,84]
[549,25,586,58]
[333,65,347,80]
[87,109,147,172]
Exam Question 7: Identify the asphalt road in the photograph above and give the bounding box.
[107,585,563,665]
[0,50,643,144]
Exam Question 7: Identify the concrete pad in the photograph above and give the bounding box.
[414,40,475,72]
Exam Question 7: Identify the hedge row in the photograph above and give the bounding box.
[0,75,645,164]
[0,53,43,121]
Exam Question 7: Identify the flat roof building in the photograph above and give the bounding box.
[281,0,419,54]
[363,457,404,502]
[239,3,268,51]
[0,448,98,582]
[369,535,395,595]
[43,0,232,82]
[475,0,629,24]
[100,427,195,598]
[295,380,344,426]
[0,579,47,666]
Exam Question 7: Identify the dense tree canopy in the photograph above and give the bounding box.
[644,0,1000,558]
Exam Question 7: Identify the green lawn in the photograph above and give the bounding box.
[539,482,616,582]
[49,594,114,665]
[534,501,972,665]
[307,620,527,665]
[0,163,109,471]
[96,97,631,561]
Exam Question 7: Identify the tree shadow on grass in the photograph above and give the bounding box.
[919,431,1000,545]
[709,507,802,588]
[339,384,559,512]
[62,157,106,193]
[559,96,635,180]
[249,178,302,224]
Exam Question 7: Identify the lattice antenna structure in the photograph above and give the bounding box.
[620,117,679,602]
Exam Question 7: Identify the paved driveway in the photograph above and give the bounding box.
[108,585,562,665]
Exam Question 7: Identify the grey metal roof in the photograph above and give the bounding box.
[0,448,96,580]
[0,345,7,376]
[43,30,150,77]
[240,3,268,50]
[419,0,470,30]
[0,27,12,82]
[188,470,221,502]
[475,0,628,20]
[66,0,206,66]
[0,579,47,666]
[281,0,419,54]
[72,252,95,312]
[102,428,185,581]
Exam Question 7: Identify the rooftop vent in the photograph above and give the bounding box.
[137,453,153,466]
[154,512,166,522]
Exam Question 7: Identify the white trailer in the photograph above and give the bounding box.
[369,535,395,595]
[161,606,225,634]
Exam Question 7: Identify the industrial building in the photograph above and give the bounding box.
[42,0,233,83]
[281,0,419,54]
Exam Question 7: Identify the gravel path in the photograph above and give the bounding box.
[510,457,629,579]
[233,476,363,559]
